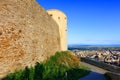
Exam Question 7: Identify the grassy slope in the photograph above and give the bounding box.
[2,51,90,80]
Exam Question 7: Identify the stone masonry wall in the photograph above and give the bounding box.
[81,58,120,73]
[106,72,120,80]
[47,9,67,51]
[0,0,60,78]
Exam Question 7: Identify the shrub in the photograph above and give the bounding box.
[34,62,44,80]
[2,51,90,80]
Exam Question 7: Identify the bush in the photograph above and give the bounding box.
[34,62,44,80]
[2,51,90,80]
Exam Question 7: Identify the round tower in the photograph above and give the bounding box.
[47,9,67,51]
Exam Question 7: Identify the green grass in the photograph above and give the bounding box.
[2,51,90,80]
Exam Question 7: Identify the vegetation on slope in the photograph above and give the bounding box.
[2,51,90,80]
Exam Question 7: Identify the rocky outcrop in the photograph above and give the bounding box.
[0,0,60,78]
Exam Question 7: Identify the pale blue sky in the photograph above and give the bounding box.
[37,0,120,45]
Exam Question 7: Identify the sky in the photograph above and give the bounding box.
[36,0,120,45]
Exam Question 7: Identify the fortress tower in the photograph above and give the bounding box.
[47,9,67,50]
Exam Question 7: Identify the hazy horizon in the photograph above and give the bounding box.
[68,43,120,45]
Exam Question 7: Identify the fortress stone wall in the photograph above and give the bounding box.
[0,0,61,78]
[47,10,67,51]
